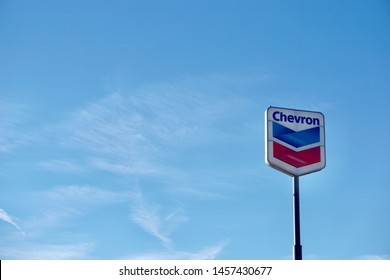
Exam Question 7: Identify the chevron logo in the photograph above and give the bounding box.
[273,142,321,168]
[273,122,320,148]
[265,107,326,176]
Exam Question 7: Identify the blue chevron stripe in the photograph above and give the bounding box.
[273,122,320,148]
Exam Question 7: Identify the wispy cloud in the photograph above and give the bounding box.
[0,208,25,235]
[0,100,30,153]
[25,185,131,235]
[56,74,261,177]
[89,157,159,175]
[59,93,163,175]
[355,254,390,260]
[0,242,94,260]
[7,73,264,259]
[43,184,130,204]
[170,186,227,200]
[125,240,229,260]
[130,188,188,247]
[184,240,229,260]
[43,74,267,217]
[37,159,85,173]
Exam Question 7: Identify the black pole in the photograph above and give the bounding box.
[293,176,302,260]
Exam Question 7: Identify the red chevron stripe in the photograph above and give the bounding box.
[273,142,321,168]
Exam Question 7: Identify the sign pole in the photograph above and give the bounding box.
[293,175,302,260]
[265,107,325,260]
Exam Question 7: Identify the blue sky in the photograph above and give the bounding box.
[0,0,389,260]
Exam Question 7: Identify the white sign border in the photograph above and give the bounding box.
[265,106,326,176]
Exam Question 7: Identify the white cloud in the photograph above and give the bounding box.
[187,240,229,260]
[25,185,131,235]
[170,187,226,200]
[125,240,229,260]
[56,74,260,176]
[59,93,163,175]
[43,184,130,204]
[130,188,188,247]
[37,159,85,173]
[0,101,30,153]
[40,74,266,216]
[0,243,94,260]
[25,208,78,235]
[0,208,25,235]
[13,73,263,259]
[355,254,390,260]
[89,157,159,175]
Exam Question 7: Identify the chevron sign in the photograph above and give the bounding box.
[265,106,326,176]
